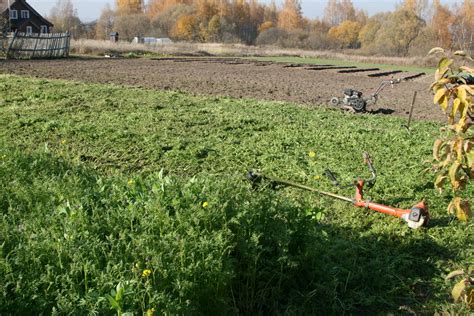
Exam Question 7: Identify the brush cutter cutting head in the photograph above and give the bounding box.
[401,201,429,229]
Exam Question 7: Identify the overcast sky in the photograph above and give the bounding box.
[27,0,461,22]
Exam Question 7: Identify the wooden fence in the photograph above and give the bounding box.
[6,31,70,59]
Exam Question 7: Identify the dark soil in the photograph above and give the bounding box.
[0,57,443,121]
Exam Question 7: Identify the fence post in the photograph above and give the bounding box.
[6,30,18,59]
[31,32,40,58]
[65,31,70,57]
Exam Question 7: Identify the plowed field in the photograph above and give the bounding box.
[0,57,442,121]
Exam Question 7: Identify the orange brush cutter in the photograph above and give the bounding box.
[248,152,429,229]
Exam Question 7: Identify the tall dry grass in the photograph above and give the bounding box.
[71,39,437,67]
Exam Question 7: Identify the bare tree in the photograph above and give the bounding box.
[323,0,356,27]
[0,15,8,53]
[95,4,115,40]
[0,14,8,35]
[114,13,150,41]
[373,9,425,56]
[48,0,84,38]
[451,0,474,53]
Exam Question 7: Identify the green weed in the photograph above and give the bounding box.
[0,74,472,314]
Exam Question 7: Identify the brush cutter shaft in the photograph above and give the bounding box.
[250,172,353,203]
[354,200,410,218]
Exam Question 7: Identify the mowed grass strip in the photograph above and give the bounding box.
[0,74,472,315]
[249,56,434,73]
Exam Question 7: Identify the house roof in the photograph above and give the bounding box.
[22,0,53,27]
[1,0,53,27]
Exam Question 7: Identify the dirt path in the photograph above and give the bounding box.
[0,57,443,121]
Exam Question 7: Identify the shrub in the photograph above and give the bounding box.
[429,48,474,221]
[256,27,288,46]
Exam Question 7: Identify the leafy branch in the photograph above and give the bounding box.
[429,47,474,221]
[445,267,474,309]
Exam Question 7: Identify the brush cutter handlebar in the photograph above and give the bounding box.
[325,152,376,189]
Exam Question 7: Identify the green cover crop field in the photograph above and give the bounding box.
[0,75,472,314]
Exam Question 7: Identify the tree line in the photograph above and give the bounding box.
[47,0,474,56]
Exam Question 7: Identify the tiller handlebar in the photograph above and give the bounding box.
[248,153,429,229]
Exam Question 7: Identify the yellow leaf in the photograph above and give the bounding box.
[456,199,472,221]
[454,50,467,57]
[441,153,452,168]
[452,279,466,302]
[461,84,473,96]
[430,78,451,93]
[445,269,465,280]
[433,139,445,161]
[438,57,453,69]
[467,150,474,168]
[454,137,464,162]
[454,175,468,191]
[428,47,445,55]
[458,77,468,84]
[434,175,447,193]
[434,88,448,104]
[451,98,461,120]
[460,66,474,73]
[455,116,468,133]
[447,199,457,214]
[449,161,461,187]
[440,95,449,111]
[435,67,449,81]
[457,86,467,104]
[464,140,473,153]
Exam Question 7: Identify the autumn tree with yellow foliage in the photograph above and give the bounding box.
[84,0,474,56]
[116,0,144,13]
[328,20,362,48]
[171,14,198,40]
[278,0,303,31]
[431,0,455,48]
[147,0,193,19]
[403,0,429,18]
